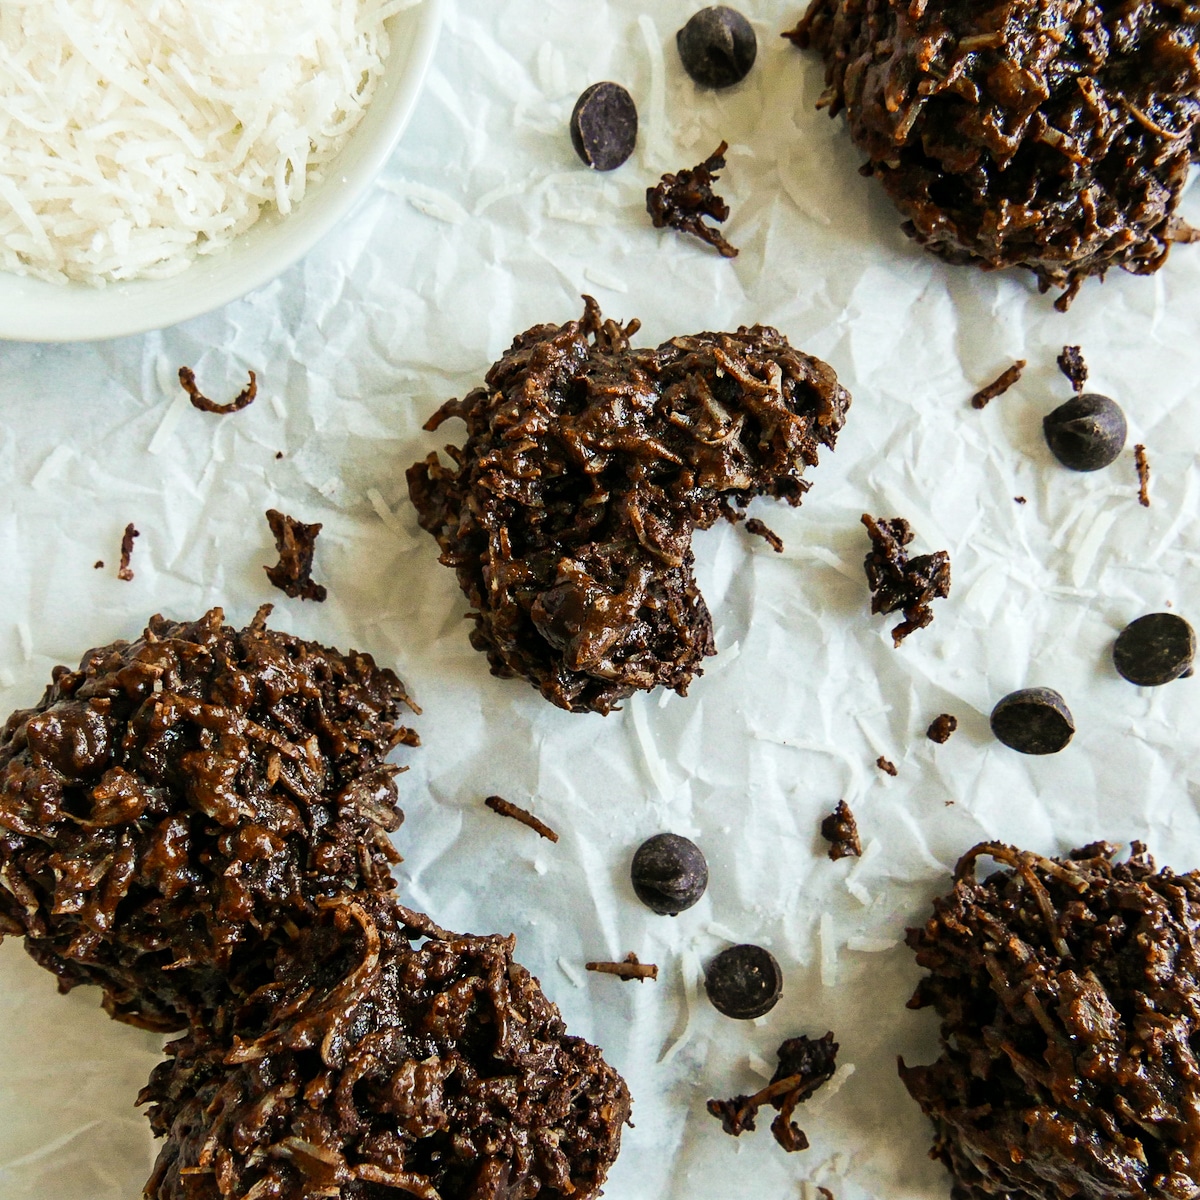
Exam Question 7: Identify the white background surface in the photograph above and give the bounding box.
[4,2,1200,1198]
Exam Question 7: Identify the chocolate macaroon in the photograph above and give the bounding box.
[788,0,1200,309]
[0,606,417,1030]
[407,297,851,714]
[141,894,631,1200]
[902,839,1200,1200]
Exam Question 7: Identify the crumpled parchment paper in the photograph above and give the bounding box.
[4,2,1200,1198]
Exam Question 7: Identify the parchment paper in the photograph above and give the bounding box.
[4,2,1200,1197]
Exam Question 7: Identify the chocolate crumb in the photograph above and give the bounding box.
[117,523,139,581]
[1135,443,1151,507]
[586,952,658,982]
[1057,346,1088,393]
[274,451,283,460]
[820,800,861,860]
[926,714,958,744]
[1014,496,1027,504]
[862,514,951,646]
[970,360,1025,409]
[876,755,898,776]
[178,366,257,414]
[646,141,739,257]
[745,517,785,552]
[264,508,327,602]
[93,560,104,569]
[707,1031,838,1152]
[484,795,560,843]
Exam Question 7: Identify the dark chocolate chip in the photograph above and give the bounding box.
[570,82,638,171]
[631,833,708,915]
[990,688,1075,755]
[1113,612,1196,687]
[704,943,782,1019]
[1043,393,1127,471]
[676,7,757,89]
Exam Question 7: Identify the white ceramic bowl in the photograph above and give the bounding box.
[0,0,442,343]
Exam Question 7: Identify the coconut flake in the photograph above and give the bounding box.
[803,1062,856,1115]
[557,957,586,989]
[630,692,672,797]
[660,949,702,1064]
[819,912,837,988]
[637,15,668,168]
[147,391,192,456]
[582,266,629,294]
[845,935,898,953]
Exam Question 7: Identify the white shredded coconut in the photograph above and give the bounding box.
[844,836,881,907]
[804,1062,856,1114]
[819,911,837,987]
[366,487,405,536]
[845,935,898,953]
[557,956,585,989]
[659,949,702,1064]
[630,692,672,797]
[636,15,668,169]
[147,391,191,455]
[582,265,629,293]
[747,1051,773,1080]
[380,180,469,225]
[0,0,404,283]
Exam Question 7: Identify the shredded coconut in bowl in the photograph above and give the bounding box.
[0,0,410,285]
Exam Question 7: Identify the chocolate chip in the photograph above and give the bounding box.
[990,688,1075,755]
[630,833,708,915]
[704,944,782,1019]
[1043,393,1127,471]
[1113,613,1196,686]
[676,7,757,89]
[569,82,638,171]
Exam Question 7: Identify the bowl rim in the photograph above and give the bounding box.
[0,0,443,344]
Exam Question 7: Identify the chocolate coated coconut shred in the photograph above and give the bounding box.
[407,298,850,714]
[264,508,328,602]
[820,800,861,860]
[708,1031,838,1152]
[788,0,1200,308]
[142,895,630,1200]
[0,607,417,1030]
[862,514,950,645]
[902,840,1200,1200]
[647,141,740,257]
